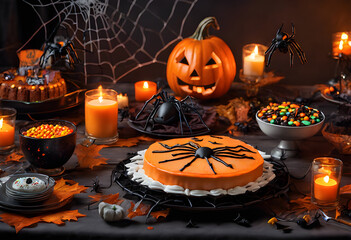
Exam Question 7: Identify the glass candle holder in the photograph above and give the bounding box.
[242,44,267,77]
[332,32,351,57]
[135,81,157,101]
[85,87,118,144]
[311,157,343,208]
[0,108,16,154]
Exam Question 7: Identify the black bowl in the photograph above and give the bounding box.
[19,120,77,169]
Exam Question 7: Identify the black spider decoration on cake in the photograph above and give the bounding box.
[265,23,307,67]
[152,141,256,174]
[135,91,210,135]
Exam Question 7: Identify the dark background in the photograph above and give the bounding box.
[1,0,351,85]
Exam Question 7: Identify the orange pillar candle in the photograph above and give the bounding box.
[85,86,118,143]
[135,81,157,101]
[314,175,338,202]
[0,118,15,147]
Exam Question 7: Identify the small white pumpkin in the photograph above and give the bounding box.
[98,202,125,222]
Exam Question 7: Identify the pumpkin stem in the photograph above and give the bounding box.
[190,17,220,40]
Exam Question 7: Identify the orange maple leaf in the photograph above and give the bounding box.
[88,193,124,205]
[0,210,85,233]
[74,144,108,169]
[340,184,351,194]
[2,152,24,164]
[127,202,150,219]
[150,209,170,220]
[106,136,158,148]
[51,178,88,203]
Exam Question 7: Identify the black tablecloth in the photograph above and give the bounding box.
[0,84,351,239]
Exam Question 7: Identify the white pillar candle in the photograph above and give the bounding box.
[243,44,266,77]
[117,93,129,109]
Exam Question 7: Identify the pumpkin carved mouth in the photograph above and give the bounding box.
[177,77,217,95]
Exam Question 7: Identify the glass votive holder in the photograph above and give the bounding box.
[134,81,157,102]
[311,157,343,208]
[242,43,267,78]
[0,108,16,154]
[85,87,118,144]
[332,32,351,57]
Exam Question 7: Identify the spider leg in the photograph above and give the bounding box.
[290,23,295,38]
[152,148,195,154]
[135,93,161,120]
[210,155,233,169]
[205,157,216,174]
[180,157,198,171]
[266,46,277,67]
[212,145,254,152]
[182,102,210,131]
[158,142,196,150]
[265,41,276,55]
[213,149,255,155]
[143,99,161,130]
[215,154,254,160]
[288,45,294,67]
[172,151,197,157]
[174,102,184,135]
[290,39,307,63]
[159,154,194,163]
[187,141,200,149]
[277,24,283,35]
[175,102,192,134]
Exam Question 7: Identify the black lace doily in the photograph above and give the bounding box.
[114,157,290,212]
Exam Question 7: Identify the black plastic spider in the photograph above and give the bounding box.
[135,91,210,135]
[39,37,79,69]
[265,23,307,67]
[152,141,256,174]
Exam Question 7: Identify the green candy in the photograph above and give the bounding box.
[288,121,293,125]
[310,116,316,119]
[270,120,275,124]
[279,112,285,116]
[316,119,320,122]
[302,120,311,126]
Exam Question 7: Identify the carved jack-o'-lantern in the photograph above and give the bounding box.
[167,17,236,99]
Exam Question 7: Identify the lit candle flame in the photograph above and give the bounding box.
[249,45,259,59]
[341,33,348,40]
[98,85,103,103]
[323,175,330,183]
[143,81,149,89]
[0,118,3,129]
[339,40,344,51]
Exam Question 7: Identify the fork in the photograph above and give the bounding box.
[319,209,351,227]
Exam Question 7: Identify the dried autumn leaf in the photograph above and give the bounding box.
[127,202,150,219]
[289,196,319,215]
[52,178,88,203]
[0,213,41,233]
[3,152,24,164]
[106,136,159,148]
[0,210,85,233]
[74,144,108,169]
[340,184,351,194]
[89,193,124,205]
[150,209,170,220]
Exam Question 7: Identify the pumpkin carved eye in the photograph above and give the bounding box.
[179,56,189,65]
[206,58,216,65]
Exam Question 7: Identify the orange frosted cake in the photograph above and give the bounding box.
[143,135,264,190]
[126,135,274,196]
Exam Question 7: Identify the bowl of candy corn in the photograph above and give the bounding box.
[19,120,76,175]
[256,102,325,159]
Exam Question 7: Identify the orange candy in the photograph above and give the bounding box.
[22,124,73,139]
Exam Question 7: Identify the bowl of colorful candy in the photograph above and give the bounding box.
[256,102,325,159]
[19,120,76,175]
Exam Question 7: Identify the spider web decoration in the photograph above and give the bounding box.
[19,0,198,84]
